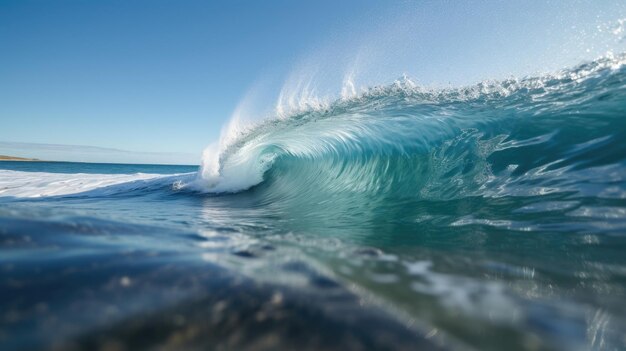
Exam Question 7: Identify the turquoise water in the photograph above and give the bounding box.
[1,56,626,350]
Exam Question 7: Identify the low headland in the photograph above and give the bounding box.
[0,155,40,161]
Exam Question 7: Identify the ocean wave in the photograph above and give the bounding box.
[3,55,625,203]
[0,170,194,198]
[194,54,626,205]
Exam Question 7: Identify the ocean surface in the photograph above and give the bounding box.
[2,56,626,351]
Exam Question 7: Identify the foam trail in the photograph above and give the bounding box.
[0,170,191,198]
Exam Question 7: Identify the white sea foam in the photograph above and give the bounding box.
[0,170,188,198]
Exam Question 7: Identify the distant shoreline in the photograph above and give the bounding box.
[0,155,41,161]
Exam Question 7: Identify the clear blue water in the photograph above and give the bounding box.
[1,57,626,351]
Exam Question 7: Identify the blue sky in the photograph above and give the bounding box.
[1,0,625,164]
